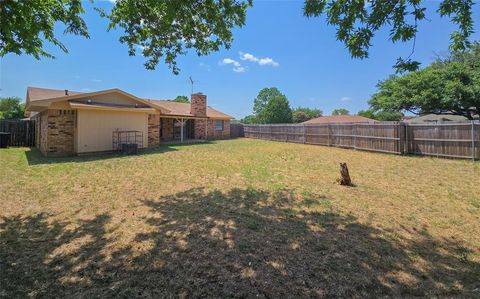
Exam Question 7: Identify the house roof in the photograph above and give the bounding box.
[27,86,83,102]
[26,87,158,111]
[147,99,233,119]
[302,115,375,124]
[25,87,232,119]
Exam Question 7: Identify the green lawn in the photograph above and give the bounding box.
[1,138,479,297]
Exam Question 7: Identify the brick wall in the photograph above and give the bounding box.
[148,114,160,147]
[34,109,75,156]
[194,119,207,140]
[161,118,174,141]
[190,93,207,117]
[45,109,75,156]
[207,119,230,139]
[37,111,49,155]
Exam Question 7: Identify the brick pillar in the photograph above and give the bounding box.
[148,114,160,147]
[45,109,75,156]
[191,93,208,139]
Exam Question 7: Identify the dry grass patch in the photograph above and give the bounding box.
[1,139,479,297]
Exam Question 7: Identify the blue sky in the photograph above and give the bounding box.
[1,1,479,119]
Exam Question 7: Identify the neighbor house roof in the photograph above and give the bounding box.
[147,99,233,119]
[302,115,375,124]
[405,113,477,123]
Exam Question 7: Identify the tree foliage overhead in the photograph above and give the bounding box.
[303,0,477,72]
[101,0,252,74]
[369,42,480,119]
[172,96,190,103]
[0,0,89,59]
[1,1,476,74]
[292,107,322,123]
[331,108,349,115]
[0,97,25,119]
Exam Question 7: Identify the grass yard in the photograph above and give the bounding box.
[1,138,479,297]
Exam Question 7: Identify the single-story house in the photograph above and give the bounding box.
[25,87,233,156]
[302,115,375,124]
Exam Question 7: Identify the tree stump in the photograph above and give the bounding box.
[338,162,353,186]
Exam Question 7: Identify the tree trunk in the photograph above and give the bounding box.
[338,162,353,186]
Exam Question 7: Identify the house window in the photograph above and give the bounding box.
[215,120,224,131]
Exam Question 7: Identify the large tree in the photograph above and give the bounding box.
[292,107,322,123]
[172,96,190,103]
[2,1,476,74]
[240,114,259,124]
[331,108,349,115]
[0,97,25,119]
[357,109,404,121]
[369,42,480,119]
[260,96,293,124]
[253,87,285,118]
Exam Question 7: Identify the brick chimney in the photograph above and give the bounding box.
[190,93,207,117]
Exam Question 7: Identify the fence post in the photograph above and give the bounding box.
[353,123,357,150]
[472,121,476,161]
[327,123,331,146]
[303,124,306,144]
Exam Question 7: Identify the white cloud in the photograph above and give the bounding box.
[341,97,351,102]
[92,79,103,83]
[219,58,245,73]
[199,62,212,72]
[239,51,279,67]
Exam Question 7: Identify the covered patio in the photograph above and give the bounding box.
[160,116,208,143]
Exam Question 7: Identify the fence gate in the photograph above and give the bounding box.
[0,119,36,147]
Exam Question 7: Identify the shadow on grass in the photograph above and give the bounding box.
[24,146,177,165]
[24,141,219,165]
[1,188,479,297]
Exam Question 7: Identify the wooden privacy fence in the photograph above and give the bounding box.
[244,122,480,160]
[0,119,36,147]
[230,123,244,138]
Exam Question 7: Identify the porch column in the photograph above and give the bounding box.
[180,118,184,143]
[205,119,208,140]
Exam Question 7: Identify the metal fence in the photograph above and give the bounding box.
[244,122,480,160]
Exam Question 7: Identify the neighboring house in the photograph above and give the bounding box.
[302,115,375,124]
[404,113,478,123]
[25,87,232,156]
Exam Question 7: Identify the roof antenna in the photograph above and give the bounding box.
[189,76,194,94]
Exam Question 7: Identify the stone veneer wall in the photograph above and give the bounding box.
[148,114,160,147]
[207,119,230,139]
